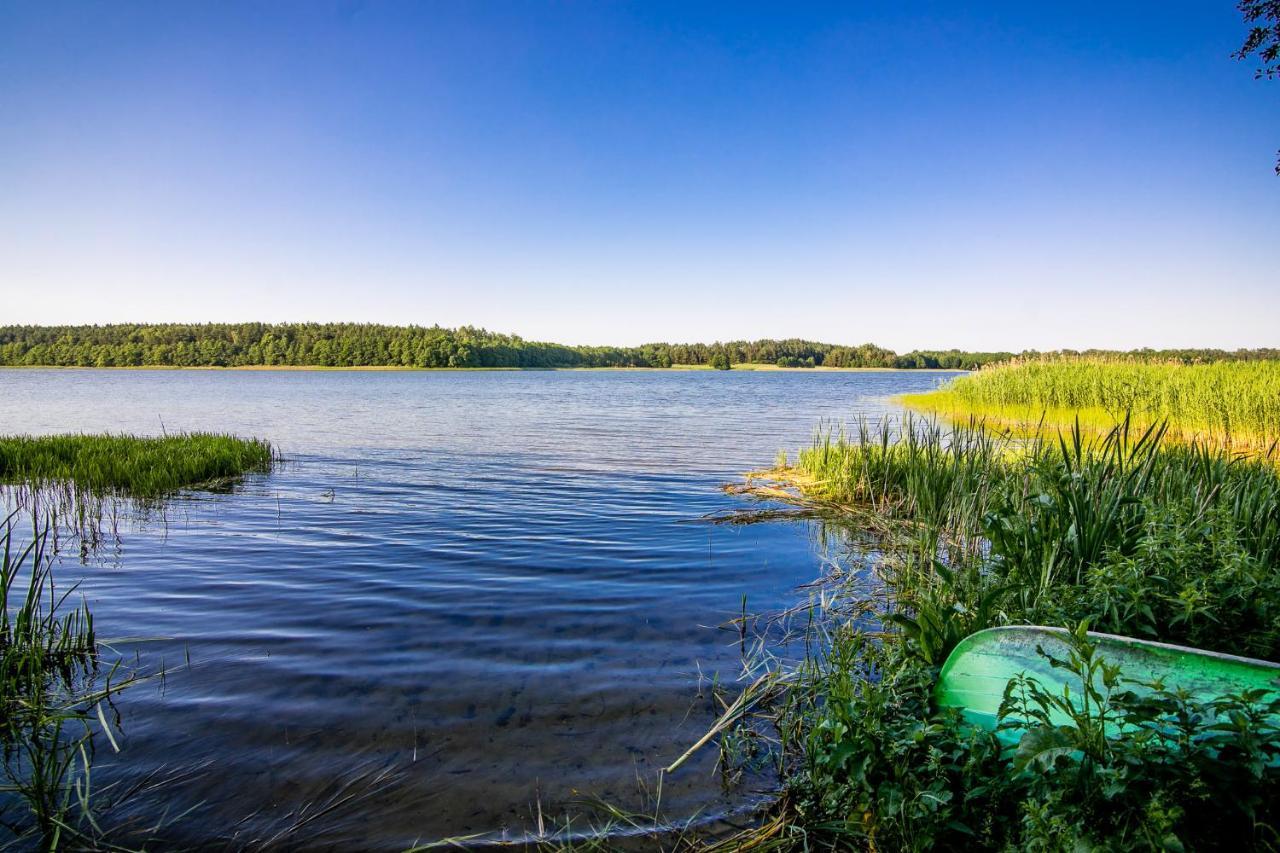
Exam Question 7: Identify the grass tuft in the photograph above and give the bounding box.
[0,432,276,498]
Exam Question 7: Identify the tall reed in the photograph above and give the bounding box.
[793,415,1280,660]
[1,513,135,848]
[0,433,277,542]
[903,357,1280,451]
[705,416,1280,849]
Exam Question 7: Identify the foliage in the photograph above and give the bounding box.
[709,352,732,371]
[1235,0,1280,173]
[997,624,1280,849]
[787,635,1015,851]
[779,622,1280,851]
[1237,0,1280,79]
[0,323,985,370]
[4,323,1276,371]
[796,417,1280,660]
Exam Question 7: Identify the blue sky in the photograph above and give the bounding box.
[2,1,1277,350]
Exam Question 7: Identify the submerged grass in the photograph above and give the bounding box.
[902,357,1280,453]
[1,513,138,849]
[0,434,275,848]
[685,416,1280,850]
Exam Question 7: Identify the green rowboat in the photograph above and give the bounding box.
[934,626,1280,742]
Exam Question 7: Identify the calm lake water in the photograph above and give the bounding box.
[0,368,958,849]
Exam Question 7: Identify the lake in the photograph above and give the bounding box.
[0,368,958,848]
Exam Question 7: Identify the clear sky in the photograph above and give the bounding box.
[2,1,1277,351]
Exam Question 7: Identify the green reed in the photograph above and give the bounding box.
[903,357,1280,451]
[0,433,273,846]
[1,514,136,849]
[792,416,1280,659]
[0,432,275,498]
[688,416,1280,849]
[2,514,95,718]
[0,433,277,542]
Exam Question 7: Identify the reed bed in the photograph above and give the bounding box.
[692,417,1280,850]
[791,416,1280,657]
[902,357,1280,452]
[0,432,276,497]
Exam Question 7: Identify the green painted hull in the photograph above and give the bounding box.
[934,627,1280,741]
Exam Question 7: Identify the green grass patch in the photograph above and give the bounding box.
[0,433,276,498]
[903,357,1280,452]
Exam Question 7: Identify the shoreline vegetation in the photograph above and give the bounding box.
[4,323,1278,371]
[1,434,274,848]
[902,357,1280,453]
[0,433,276,499]
[703,411,1280,850]
[1,516,137,848]
[0,362,962,373]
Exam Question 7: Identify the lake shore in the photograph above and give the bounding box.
[2,366,955,848]
[0,363,960,373]
[708,414,1280,850]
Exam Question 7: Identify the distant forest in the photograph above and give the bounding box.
[1,324,1275,370]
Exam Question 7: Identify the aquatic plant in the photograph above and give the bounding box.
[1,514,135,848]
[694,416,1280,850]
[793,417,1280,659]
[903,357,1280,451]
[0,432,275,499]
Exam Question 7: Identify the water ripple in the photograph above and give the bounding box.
[0,368,958,847]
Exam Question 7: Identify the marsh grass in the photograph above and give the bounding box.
[676,415,1280,850]
[2,516,95,702]
[0,432,277,547]
[903,357,1280,453]
[0,432,276,498]
[789,415,1280,658]
[1,513,140,849]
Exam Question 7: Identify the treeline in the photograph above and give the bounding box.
[0,324,1274,370]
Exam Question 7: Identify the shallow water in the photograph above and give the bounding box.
[0,368,958,848]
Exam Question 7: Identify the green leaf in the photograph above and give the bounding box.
[1013,726,1080,772]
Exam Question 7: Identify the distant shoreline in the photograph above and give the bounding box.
[0,363,963,373]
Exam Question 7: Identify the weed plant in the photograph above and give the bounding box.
[0,432,276,544]
[795,416,1280,660]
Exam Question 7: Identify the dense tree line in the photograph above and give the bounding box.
[0,324,1274,370]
